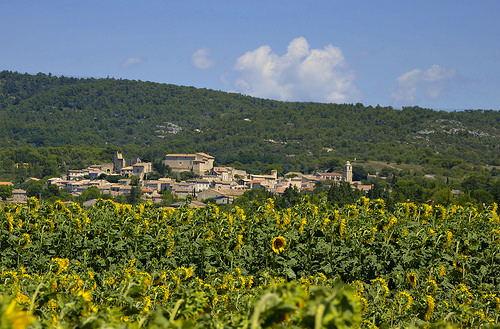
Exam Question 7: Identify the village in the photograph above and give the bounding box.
[2,152,372,205]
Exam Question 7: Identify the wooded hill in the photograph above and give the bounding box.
[1,70,499,177]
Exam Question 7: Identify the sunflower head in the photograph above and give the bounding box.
[271,236,286,254]
[394,291,413,311]
[407,272,418,287]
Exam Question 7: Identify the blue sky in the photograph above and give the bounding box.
[1,1,499,110]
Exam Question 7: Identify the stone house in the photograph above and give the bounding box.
[113,152,126,172]
[132,162,152,180]
[187,179,210,192]
[12,189,27,202]
[162,153,214,176]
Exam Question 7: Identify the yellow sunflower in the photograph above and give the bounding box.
[394,291,413,312]
[271,236,286,254]
[406,272,418,287]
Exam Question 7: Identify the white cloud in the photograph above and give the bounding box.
[391,64,456,104]
[232,37,360,103]
[192,47,216,70]
[122,57,144,69]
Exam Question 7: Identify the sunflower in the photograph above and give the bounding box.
[52,258,69,275]
[406,272,418,287]
[20,233,31,248]
[271,236,286,254]
[453,283,473,305]
[424,295,435,321]
[4,298,35,329]
[424,279,438,295]
[371,277,389,300]
[394,291,413,312]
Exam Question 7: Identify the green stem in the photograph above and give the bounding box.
[314,304,326,329]
[29,282,45,311]
[170,299,185,322]
[251,293,276,329]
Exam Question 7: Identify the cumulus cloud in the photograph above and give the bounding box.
[192,47,216,70]
[122,57,144,69]
[232,37,360,103]
[391,64,456,104]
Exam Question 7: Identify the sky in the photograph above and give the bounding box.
[1,1,499,110]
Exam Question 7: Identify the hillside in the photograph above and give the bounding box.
[1,70,499,176]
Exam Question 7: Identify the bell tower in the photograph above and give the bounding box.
[343,161,352,183]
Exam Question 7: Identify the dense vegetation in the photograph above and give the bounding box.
[1,70,500,178]
[3,70,500,328]
[1,197,499,328]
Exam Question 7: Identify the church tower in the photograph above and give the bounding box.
[343,161,352,183]
[113,152,126,172]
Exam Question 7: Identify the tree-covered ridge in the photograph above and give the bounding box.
[1,70,499,174]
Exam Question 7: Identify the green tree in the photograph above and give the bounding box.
[490,179,500,203]
[392,180,423,203]
[127,186,143,204]
[471,190,494,206]
[265,164,282,176]
[105,175,126,183]
[368,180,391,200]
[431,188,452,205]
[352,165,368,181]
[0,184,13,200]
[78,186,102,202]
[179,171,198,181]
[234,188,274,209]
[42,183,61,200]
[25,180,43,199]
[453,193,476,206]
[130,175,140,186]
[327,182,362,207]
[153,160,172,177]
[379,166,397,177]
[461,175,488,193]
[161,190,175,205]
[276,185,302,209]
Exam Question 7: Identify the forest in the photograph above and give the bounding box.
[1,70,500,169]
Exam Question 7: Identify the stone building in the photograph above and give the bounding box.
[162,153,214,176]
[343,161,353,183]
[113,152,126,172]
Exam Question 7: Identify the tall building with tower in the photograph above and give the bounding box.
[343,161,352,183]
[113,152,126,172]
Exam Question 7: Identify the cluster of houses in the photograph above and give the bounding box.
[3,152,371,205]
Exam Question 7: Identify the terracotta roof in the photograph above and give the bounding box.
[133,162,151,167]
[196,152,214,159]
[213,166,231,171]
[202,188,244,197]
[355,184,372,191]
[165,153,197,158]
[317,172,342,177]
[246,180,264,184]
[274,186,287,194]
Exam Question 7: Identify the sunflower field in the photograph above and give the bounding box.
[1,196,499,328]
